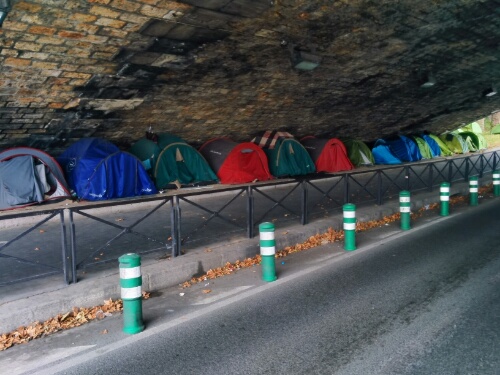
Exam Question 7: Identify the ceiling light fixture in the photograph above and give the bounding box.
[483,86,497,97]
[289,44,321,71]
[419,72,436,88]
[0,0,12,28]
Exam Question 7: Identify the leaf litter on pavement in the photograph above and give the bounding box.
[0,185,492,350]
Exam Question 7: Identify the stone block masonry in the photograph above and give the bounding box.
[0,1,499,154]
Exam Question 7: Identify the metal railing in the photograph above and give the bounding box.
[1,150,498,285]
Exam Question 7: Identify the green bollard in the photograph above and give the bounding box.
[399,190,411,230]
[493,171,500,197]
[259,222,277,282]
[440,182,450,216]
[343,203,356,251]
[119,253,144,334]
[469,176,478,206]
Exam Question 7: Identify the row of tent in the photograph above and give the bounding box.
[371,130,487,165]
[0,125,488,210]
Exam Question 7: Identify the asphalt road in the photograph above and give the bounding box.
[6,198,500,375]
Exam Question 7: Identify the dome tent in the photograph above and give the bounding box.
[384,135,422,162]
[300,136,354,173]
[439,133,468,154]
[0,147,70,210]
[129,133,218,190]
[411,136,434,159]
[421,134,442,157]
[427,134,454,156]
[58,138,157,201]
[342,139,375,167]
[199,138,272,184]
[372,139,402,165]
[252,131,316,177]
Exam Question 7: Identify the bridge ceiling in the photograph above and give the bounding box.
[1,0,500,152]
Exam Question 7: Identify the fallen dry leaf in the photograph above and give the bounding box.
[202,289,212,294]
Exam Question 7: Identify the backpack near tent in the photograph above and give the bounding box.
[199,138,272,184]
[411,136,434,159]
[439,133,468,154]
[300,136,354,173]
[372,139,402,165]
[57,138,157,201]
[0,147,70,210]
[129,133,218,190]
[384,135,422,162]
[427,134,454,156]
[251,131,316,177]
[342,139,375,167]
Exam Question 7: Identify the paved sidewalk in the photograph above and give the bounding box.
[0,177,490,333]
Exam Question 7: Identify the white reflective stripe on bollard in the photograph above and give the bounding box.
[343,211,356,218]
[259,232,275,240]
[440,196,450,201]
[400,207,411,213]
[121,286,142,299]
[400,197,410,203]
[470,188,478,193]
[494,180,500,185]
[343,223,356,230]
[260,246,276,256]
[440,187,450,193]
[120,267,141,279]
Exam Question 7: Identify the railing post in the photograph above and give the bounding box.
[377,170,382,205]
[60,210,70,285]
[301,180,308,225]
[464,158,470,182]
[344,173,349,204]
[479,155,484,178]
[405,166,410,191]
[428,164,434,192]
[448,160,453,182]
[69,209,77,284]
[170,196,181,257]
[247,186,254,238]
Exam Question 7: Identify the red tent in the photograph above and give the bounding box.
[300,136,354,173]
[199,138,273,184]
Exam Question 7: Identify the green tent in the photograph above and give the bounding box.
[461,122,483,134]
[440,133,468,154]
[457,131,487,152]
[428,134,454,156]
[411,136,433,159]
[129,133,218,189]
[342,139,375,167]
[264,137,316,177]
[492,124,500,134]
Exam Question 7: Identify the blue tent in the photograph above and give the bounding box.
[421,135,441,157]
[372,139,402,165]
[58,138,157,201]
[385,135,422,162]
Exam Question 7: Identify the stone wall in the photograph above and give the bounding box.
[1,0,500,155]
